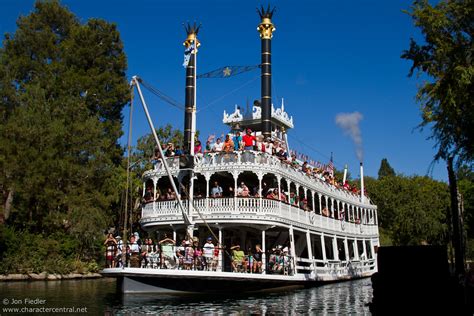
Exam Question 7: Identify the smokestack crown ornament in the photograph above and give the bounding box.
[257,5,276,39]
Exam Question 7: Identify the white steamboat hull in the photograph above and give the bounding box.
[101,265,376,294]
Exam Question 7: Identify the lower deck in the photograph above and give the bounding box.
[102,265,376,293]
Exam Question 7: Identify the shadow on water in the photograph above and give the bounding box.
[1,277,373,315]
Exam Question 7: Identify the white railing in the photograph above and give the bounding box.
[145,151,373,209]
[141,197,378,236]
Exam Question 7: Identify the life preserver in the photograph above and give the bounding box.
[309,212,316,224]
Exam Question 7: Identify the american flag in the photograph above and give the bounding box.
[327,154,334,177]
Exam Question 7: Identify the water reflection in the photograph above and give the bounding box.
[0,278,373,315]
[110,278,373,315]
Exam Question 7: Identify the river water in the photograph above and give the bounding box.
[1,277,373,315]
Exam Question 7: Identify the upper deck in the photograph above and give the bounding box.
[143,151,375,209]
[141,151,378,237]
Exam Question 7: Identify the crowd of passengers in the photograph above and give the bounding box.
[144,179,362,223]
[104,232,293,275]
[150,128,364,196]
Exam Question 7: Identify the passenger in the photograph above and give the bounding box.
[242,129,256,150]
[237,182,250,197]
[223,134,234,152]
[129,235,141,268]
[115,235,123,268]
[202,237,215,271]
[194,140,202,155]
[264,138,274,155]
[104,233,117,268]
[322,207,330,217]
[175,145,183,156]
[212,138,224,152]
[278,189,288,203]
[232,131,243,151]
[231,245,247,272]
[166,188,176,200]
[289,192,296,205]
[212,243,221,271]
[176,240,186,269]
[266,189,277,200]
[211,181,223,198]
[261,182,269,197]
[184,241,194,270]
[272,247,284,274]
[165,143,175,157]
[255,135,265,152]
[193,245,203,270]
[158,234,176,269]
[253,244,263,273]
[276,148,288,161]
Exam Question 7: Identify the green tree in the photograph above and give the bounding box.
[401,0,473,163]
[366,174,449,246]
[457,165,474,259]
[378,158,395,179]
[0,0,129,255]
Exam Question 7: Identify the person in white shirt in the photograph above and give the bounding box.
[202,237,215,270]
[212,138,224,152]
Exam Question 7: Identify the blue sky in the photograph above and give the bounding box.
[1,0,447,181]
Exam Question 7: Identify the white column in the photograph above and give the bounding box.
[142,181,146,197]
[321,233,327,261]
[332,236,339,261]
[261,230,266,274]
[353,238,359,260]
[258,172,263,214]
[362,238,367,261]
[233,171,239,213]
[277,175,282,214]
[289,225,297,275]
[329,197,333,217]
[312,191,316,213]
[344,237,349,262]
[306,230,314,274]
[205,173,210,212]
[173,229,176,242]
[153,178,157,200]
[218,227,223,272]
[318,193,322,214]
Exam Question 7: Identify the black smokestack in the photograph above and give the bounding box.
[183,23,200,154]
[257,5,276,139]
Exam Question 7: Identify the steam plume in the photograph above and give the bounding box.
[335,112,364,161]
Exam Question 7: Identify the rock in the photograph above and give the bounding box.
[7,274,28,281]
[28,273,47,280]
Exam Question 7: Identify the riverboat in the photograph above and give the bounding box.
[101,6,379,294]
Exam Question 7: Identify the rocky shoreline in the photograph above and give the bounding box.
[0,272,102,282]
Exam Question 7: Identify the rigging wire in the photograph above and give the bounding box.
[139,78,185,111]
[197,74,260,113]
[287,133,345,170]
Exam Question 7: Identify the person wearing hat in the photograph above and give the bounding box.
[202,237,214,270]
[242,129,256,151]
[231,244,247,272]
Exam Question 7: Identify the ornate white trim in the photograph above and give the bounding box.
[222,99,294,128]
[222,105,243,123]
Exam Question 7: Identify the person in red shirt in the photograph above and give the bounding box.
[242,129,256,150]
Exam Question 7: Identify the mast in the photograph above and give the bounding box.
[257,5,276,139]
[183,23,200,239]
[183,23,200,154]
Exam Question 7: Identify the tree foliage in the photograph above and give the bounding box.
[378,158,395,179]
[366,174,449,246]
[0,0,129,256]
[401,0,473,163]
